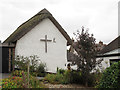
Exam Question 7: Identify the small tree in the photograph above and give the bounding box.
[14,55,40,71]
[71,27,102,86]
[14,55,41,88]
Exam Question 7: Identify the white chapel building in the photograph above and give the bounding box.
[3,9,72,73]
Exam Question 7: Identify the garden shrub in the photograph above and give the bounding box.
[29,74,45,88]
[97,61,120,88]
[14,55,40,72]
[62,70,83,84]
[14,55,47,77]
[12,70,23,77]
[71,70,82,84]
[1,74,46,88]
[94,71,102,87]
[30,72,38,77]
[44,69,97,86]
[0,79,2,89]
[63,70,73,84]
[45,72,66,84]
[45,69,83,84]
[62,70,71,84]
[44,74,57,84]
[36,62,46,77]
[57,68,65,74]
[87,73,96,87]
[2,76,23,88]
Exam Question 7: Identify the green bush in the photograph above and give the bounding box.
[44,69,101,86]
[36,62,46,77]
[30,72,38,77]
[12,70,23,77]
[94,71,102,87]
[63,70,72,84]
[14,55,47,77]
[2,76,23,88]
[87,73,96,87]
[57,68,65,74]
[55,73,64,82]
[97,61,120,88]
[1,73,46,88]
[62,70,83,84]
[44,74,57,84]
[45,69,83,84]
[71,70,82,83]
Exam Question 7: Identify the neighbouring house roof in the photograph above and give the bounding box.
[68,41,106,54]
[95,41,106,52]
[100,36,120,54]
[3,8,72,45]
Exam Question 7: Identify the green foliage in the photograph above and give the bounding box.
[45,73,64,84]
[29,74,45,88]
[2,76,23,88]
[45,74,57,84]
[86,73,96,87]
[94,70,102,87]
[1,73,46,88]
[55,73,64,84]
[72,27,103,86]
[63,70,72,84]
[57,68,65,74]
[73,27,98,72]
[36,62,46,77]
[14,55,47,77]
[14,55,40,71]
[45,69,66,84]
[45,69,83,84]
[97,61,120,88]
[12,70,23,77]
[30,72,38,77]
[70,70,82,84]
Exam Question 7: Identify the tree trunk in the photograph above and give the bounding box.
[85,81,88,87]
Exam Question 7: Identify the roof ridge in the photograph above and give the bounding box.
[37,8,52,16]
[100,35,120,54]
[3,8,72,45]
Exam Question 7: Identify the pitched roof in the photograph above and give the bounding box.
[4,8,72,45]
[100,36,120,54]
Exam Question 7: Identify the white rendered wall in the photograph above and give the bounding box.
[96,56,119,71]
[96,48,120,71]
[15,18,67,73]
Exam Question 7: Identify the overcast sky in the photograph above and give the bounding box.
[0,0,119,44]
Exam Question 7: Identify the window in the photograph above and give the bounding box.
[110,59,120,65]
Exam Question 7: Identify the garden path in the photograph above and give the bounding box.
[0,73,11,79]
[44,83,91,88]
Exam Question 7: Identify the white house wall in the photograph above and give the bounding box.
[97,56,119,71]
[96,48,120,71]
[15,18,67,73]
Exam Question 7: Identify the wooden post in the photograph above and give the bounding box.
[12,48,15,71]
[27,61,30,88]
[9,48,11,72]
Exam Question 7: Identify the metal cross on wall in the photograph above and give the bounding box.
[40,35,52,53]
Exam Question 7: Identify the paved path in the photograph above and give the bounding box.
[0,73,11,79]
[44,83,87,88]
